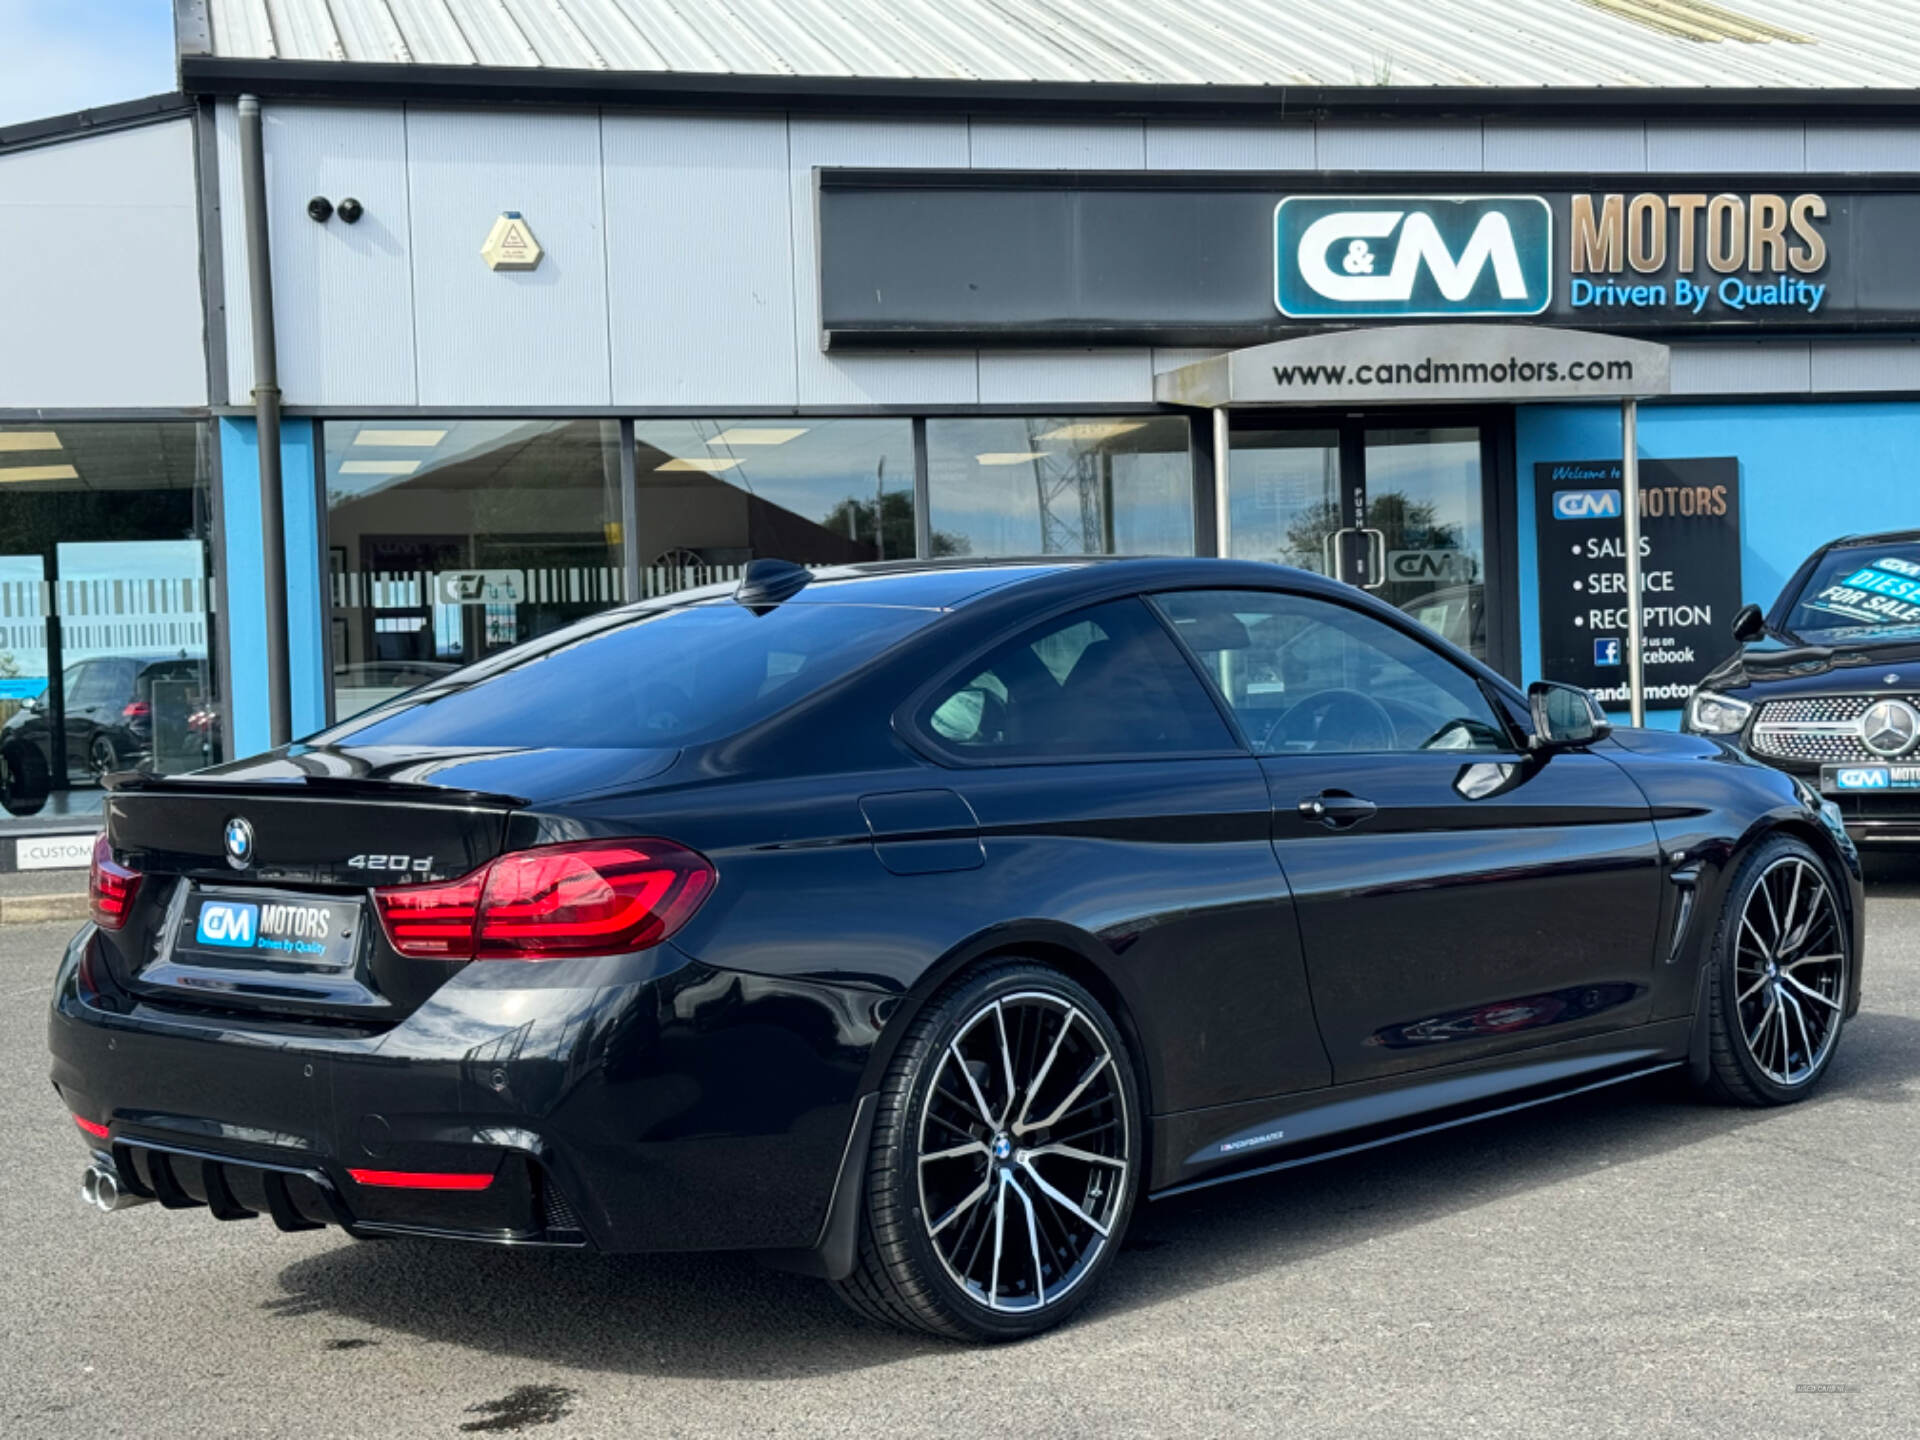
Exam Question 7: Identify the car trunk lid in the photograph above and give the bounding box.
[94,743,678,1024]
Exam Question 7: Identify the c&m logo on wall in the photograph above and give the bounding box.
[1553,489,1623,520]
[1275,196,1553,320]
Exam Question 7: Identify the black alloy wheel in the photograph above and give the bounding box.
[833,962,1141,1341]
[1699,834,1849,1105]
[88,733,122,784]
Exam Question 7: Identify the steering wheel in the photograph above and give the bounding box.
[1260,688,1398,753]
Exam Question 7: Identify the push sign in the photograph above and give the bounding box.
[1275,196,1553,319]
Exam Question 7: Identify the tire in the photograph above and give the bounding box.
[1695,834,1850,1107]
[88,733,122,784]
[832,961,1142,1341]
[0,744,48,817]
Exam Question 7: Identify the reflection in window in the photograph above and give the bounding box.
[632,420,915,592]
[927,417,1192,558]
[1155,590,1507,755]
[1365,427,1486,659]
[1225,428,1341,574]
[324,420,622,721]
[0,422,218,824]
[921,598,1232,759]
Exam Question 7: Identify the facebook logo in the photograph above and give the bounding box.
[1594,638,1622,666]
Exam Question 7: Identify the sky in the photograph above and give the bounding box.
[0,0,177,129]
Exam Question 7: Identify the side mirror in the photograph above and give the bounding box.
[1528,680,1612,752]
[1731,603,1766,644]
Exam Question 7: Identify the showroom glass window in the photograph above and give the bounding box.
[0,422,219,824]
[631,420,914,591]
[323,420,622,722]
[926,417,1193,558]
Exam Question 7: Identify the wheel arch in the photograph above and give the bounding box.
[856,919,1160,1125]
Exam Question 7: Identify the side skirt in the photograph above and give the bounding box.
[1150,1018,1693,1199]
[1151,1059,1681,1201]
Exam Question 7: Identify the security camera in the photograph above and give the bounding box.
[337,197,364,224]
[306,196,333,223]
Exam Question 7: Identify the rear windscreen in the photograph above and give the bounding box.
[316,602,935,749]
[1785,545,1920,641]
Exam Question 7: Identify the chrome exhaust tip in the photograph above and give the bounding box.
[82,1160,151,1213]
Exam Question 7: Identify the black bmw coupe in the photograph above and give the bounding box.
[50,557,1861,1340]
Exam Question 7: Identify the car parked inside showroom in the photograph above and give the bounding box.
[51,557,1860,1340]
[1,656,213,816]
[1684,530,1920,846]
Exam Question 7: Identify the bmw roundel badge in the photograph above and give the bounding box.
[223,816,255,870]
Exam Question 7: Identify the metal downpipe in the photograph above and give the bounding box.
[237,94,292,747]
[1621,398,1645,727]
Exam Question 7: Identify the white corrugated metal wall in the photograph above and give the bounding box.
[3,120,206,410]
[216,106,1920,411]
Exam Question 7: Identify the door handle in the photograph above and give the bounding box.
[1297,791,1378,829]
[1361,528,1388,590]
[1322,527,1350,579]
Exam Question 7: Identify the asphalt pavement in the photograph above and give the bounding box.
[4,872,1918,1439]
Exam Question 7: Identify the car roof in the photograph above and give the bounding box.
[1824,530,1920,551]
[789,559,1096,609]
[695,555,1371,612]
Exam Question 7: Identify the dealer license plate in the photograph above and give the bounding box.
[1821,763,1920,794]
[176,888,365,970]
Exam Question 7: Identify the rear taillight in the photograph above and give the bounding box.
[88,833,140,930]
[375,871,484,957]
[121,700,151,720]
[372,839,714,961]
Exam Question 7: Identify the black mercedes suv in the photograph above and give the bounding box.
[1684,530,1920,844]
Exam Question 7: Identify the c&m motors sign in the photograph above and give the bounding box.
[1275,196,1553,320]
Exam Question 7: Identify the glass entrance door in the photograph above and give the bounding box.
[1362,426,1486,657]
[1225,419,1490,661]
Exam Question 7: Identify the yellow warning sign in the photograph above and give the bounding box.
[481,212,543,272]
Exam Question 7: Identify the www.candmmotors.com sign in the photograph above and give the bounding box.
[1155,325,1670,407]
[1274,196,1553,320]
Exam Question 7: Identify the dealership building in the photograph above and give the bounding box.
[5,0,1920,863]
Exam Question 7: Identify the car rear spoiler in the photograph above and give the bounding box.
[104,770,532,810]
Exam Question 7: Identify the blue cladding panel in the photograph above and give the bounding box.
[1518,401,1920,731]
[216,418,328,762]
[281,420,327,737]
[218,417,267,759]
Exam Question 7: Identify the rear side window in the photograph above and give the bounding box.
[921,598,1235,760]
[321,602,934,749]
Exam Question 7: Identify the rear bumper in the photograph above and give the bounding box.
[48,926,884,1256]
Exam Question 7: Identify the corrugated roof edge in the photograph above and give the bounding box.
[0,92,195,156]
[177,55,1920,119]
